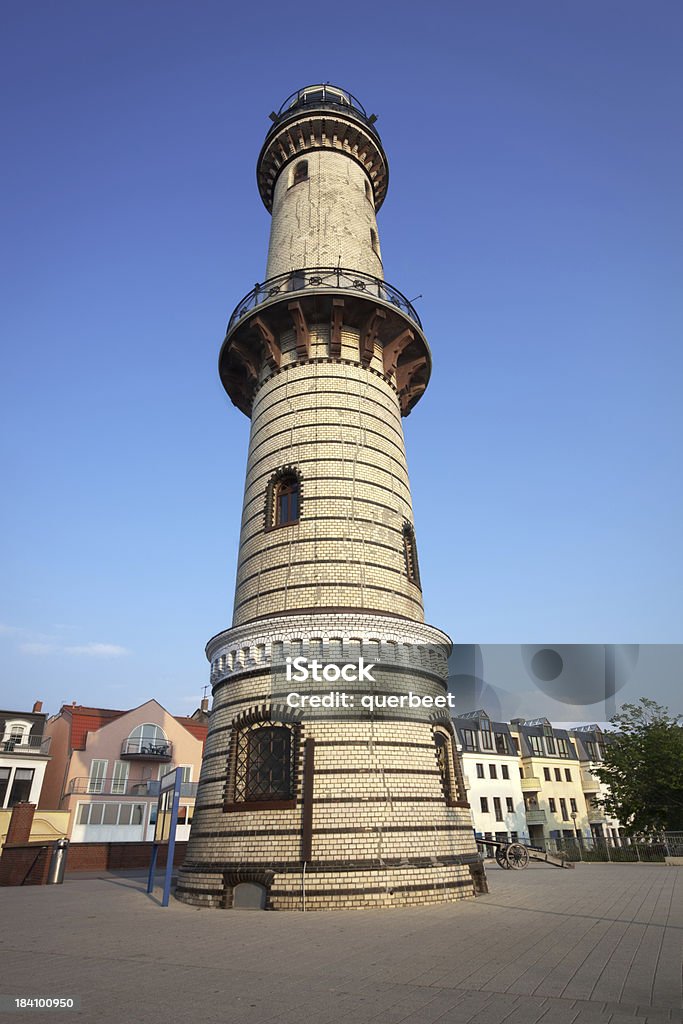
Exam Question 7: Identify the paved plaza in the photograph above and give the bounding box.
[0,863,680,1023]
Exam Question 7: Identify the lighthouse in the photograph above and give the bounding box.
[176,84,484,909]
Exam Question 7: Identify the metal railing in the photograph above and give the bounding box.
[66,777,198,798]
[663,832,683,857]
[226,267,422,336]
[546,836,667,863]
[267,84,380,140]
[1,734,51,754]
[120,738,172,759]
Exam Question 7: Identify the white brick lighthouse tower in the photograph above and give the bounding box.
[176,85,483,909]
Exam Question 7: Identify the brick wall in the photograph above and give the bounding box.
[0,844,52,886]
[65,841,187,873]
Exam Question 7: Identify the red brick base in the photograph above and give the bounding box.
[65,841,187,873]
[0,844,52,886]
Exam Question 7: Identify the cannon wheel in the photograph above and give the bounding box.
[495,845,510,869]
[506,843,530,870]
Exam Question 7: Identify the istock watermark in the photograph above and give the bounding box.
[285,656,377,683]
[285,690,458,710]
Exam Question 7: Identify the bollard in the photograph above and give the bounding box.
[47,838,69,884]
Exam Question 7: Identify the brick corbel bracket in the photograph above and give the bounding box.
[359,307,387,366]
[288,301,310,358]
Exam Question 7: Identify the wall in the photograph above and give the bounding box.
[0,844,52,886]
[39,714,71,809]
[461,752,528,841]
[65,841,187,873]
[0,809,70,851]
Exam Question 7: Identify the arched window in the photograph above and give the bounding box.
[125,724,169,757]
[370,228,380,256]
[266,469,301,530]
[434,732,454,803]
[227,720,298,809]
[403,522,421,588]
[364,179,373,204]
[291,160,308,187]
[434,728,465,806]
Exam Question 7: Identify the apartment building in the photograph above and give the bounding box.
[509,717,596,845]
[40,699,208,842]
[452,711,529,844]
[570,725,623,842]
[0,701,50,810]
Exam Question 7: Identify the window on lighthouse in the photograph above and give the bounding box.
[291,160,308,187]
[403,523,421,588]
[276,475,299,526]
[267,470,301,529]
[230,721,298,805]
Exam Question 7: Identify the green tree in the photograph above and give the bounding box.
[595,698,683,835]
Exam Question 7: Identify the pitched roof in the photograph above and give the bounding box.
[59,702,208,750]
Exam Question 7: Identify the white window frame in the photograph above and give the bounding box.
[88,759,108,794]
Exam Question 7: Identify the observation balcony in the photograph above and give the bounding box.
[220,266,431,418]
[266,85,380,142]
[581,770,600,792]
[227,266,422,336]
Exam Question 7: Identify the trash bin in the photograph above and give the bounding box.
[47,838,69,884]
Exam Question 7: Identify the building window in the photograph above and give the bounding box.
[489,764,497,779]
[586,740,596,760]
[570,798,578,813]
[0,768,11,806]
[266,469,301,530]
[8,768,35,806]
[560,798,569,820]
[511,736,520,753]
[124,724,169,757]
[543,767,551,781]
[290,160,308,187]
[2,721,29,751]
[495,732,508,754]
[230,720,297,807]
[565,768,572,782]
[402,523,421,588]
[501,764,510,780]
[493,797,503,821]
[554,767,562,782]
[480,718,493,750]
[111,761,129,795]
[364,178,373,204]
[88,760,108,794]
[77,802,145,826]
[462,729,476,752]
[557,738,569,757]
[544,725,556,755]
[529,735,543,756]
[476,763,484,779]
[506,797,514,813]
[548,798,557,813]
[480,797,489,813]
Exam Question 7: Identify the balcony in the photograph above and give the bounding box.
[587,807,606,824]
[520,777,541,792]
[226,267,423,337]
[66,777,198,798]
[1,734,51,755]
[120,738,172,762]
[581,770,600,792]
[525,809,547,824]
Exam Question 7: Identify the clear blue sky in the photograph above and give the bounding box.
[1,1,682,717]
